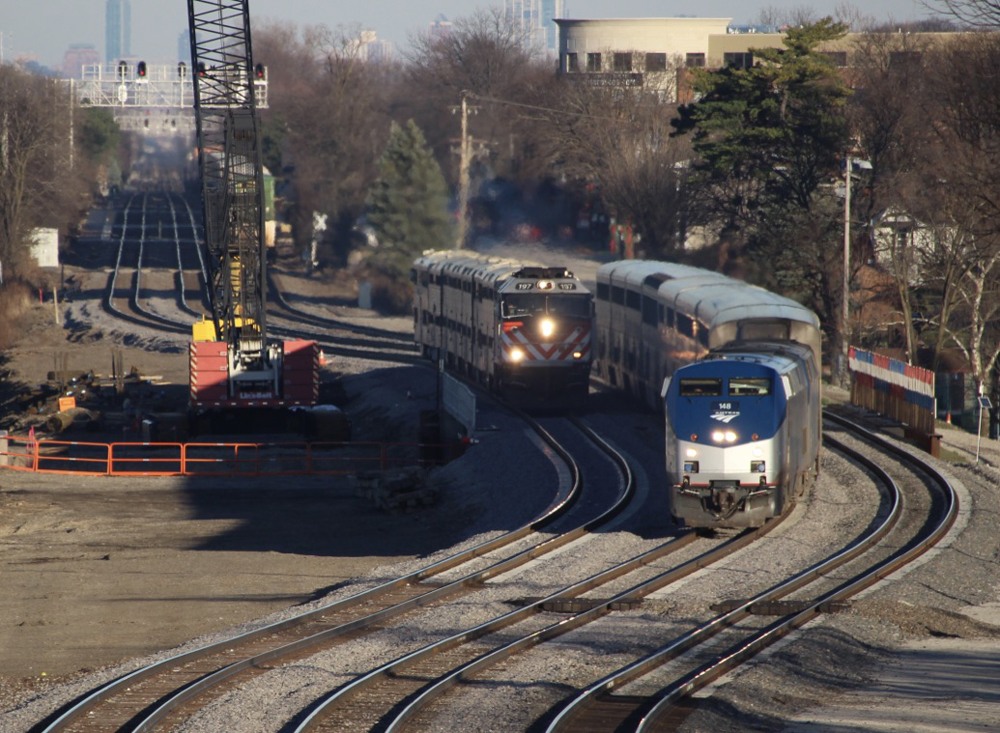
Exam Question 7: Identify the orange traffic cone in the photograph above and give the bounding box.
[946,411,951,424]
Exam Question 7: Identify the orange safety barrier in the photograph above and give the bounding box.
[0,436,456,477]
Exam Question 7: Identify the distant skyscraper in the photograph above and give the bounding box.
[506,0,565,54]
[428,14,453,42]
[355,30,394,63]
[105,0,132,64]
[178,30,190,65]
[62,43,100,79]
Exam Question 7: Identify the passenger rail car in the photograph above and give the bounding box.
[593,260,822,528]
[411,250,594,402]
[593,260,821,410]
[665,341,820,528]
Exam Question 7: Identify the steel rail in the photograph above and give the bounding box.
[377,505,790,732]
[167,192,202,319]
[635,412,958,730]
[545,426,904,731]
[103,193,191,335]
[127,416,628,731]
[266,269,419,345]
[104,193,136,317]
[37,413,582,732]
[291,417,645,732]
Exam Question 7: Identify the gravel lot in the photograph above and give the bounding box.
[2,234,1000,731]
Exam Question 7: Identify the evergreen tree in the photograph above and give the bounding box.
[77,107,120,166]
[366,119,452,280]
[672,18,853,339]
[674,19,851,232]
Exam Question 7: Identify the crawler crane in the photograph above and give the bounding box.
[186,0,318,413]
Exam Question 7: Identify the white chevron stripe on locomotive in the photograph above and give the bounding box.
[501,325,591,362]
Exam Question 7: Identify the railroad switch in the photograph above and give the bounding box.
[710,599,851,614]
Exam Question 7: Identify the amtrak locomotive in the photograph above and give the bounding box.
[593,260,821,528]
[411,250,594,402]
[665,341,820,528]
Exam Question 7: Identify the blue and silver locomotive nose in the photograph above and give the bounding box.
[665,359,790,527]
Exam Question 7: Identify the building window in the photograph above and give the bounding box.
[724,52,754,69]
[890,51,922,68]
[586,52,602,72]
[645,52,667,72]
[685,53,705,68]
[613,52,633,72]
[818,51,847,67]
[565,53,578,72]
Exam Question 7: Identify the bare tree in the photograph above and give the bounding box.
[927,0,1000,26]
[848,31,938,360]
[922,33,1000,399]
[401,7,550,189]
[255,22,396,261]
[0,65,81,280]
[754,4,820,26]
[944,244,1000,397]
[537,79,692,258]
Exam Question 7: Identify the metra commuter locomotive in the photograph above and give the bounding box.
[593,260,821,528]
[412,250,594,402]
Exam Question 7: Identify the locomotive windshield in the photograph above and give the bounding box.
[678,378,722,396]
[729,377,771,396]
[502,294,591,319]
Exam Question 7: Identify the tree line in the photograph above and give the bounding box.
[253,6,1000,402]
[5,3,1000,401]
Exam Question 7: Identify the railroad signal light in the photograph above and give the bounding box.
[117,60,127,80]
[197,61,207,77]
[178,61,187,78]
[137,61,147,78]
[254,63,265,80]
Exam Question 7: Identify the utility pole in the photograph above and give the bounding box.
[842,155,851,389]
[453,92,479,250]
[68,79,75,172]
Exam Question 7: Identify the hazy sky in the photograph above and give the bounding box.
[2,0,938,69]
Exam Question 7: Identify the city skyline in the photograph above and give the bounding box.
[2,0,938,71]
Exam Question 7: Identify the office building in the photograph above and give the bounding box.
[507,0,565,54]
[62,43,100,79]
[106,0,132,64]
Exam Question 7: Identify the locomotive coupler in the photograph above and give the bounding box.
[706,481,749,515]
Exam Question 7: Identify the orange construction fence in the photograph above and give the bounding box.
[0,436,459,477]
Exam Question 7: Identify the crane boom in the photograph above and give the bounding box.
[188,0,267,365]
[187,0,319,410]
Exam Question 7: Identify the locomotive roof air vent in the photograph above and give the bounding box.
[643,273,673,289]
[513,266,572,280]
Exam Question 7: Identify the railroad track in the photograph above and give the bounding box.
[92,190,422,365]
[537,410,957,733]
[32,413,628,732]
[103,192,200,336]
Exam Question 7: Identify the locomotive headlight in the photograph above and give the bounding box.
[540,318,555,338]
[752,448,764,457]
[685,448,698,458]
[711,431,738,443]
[510,347,525,362]
[572,351,583,359]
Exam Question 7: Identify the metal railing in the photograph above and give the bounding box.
[0,436,460,477]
